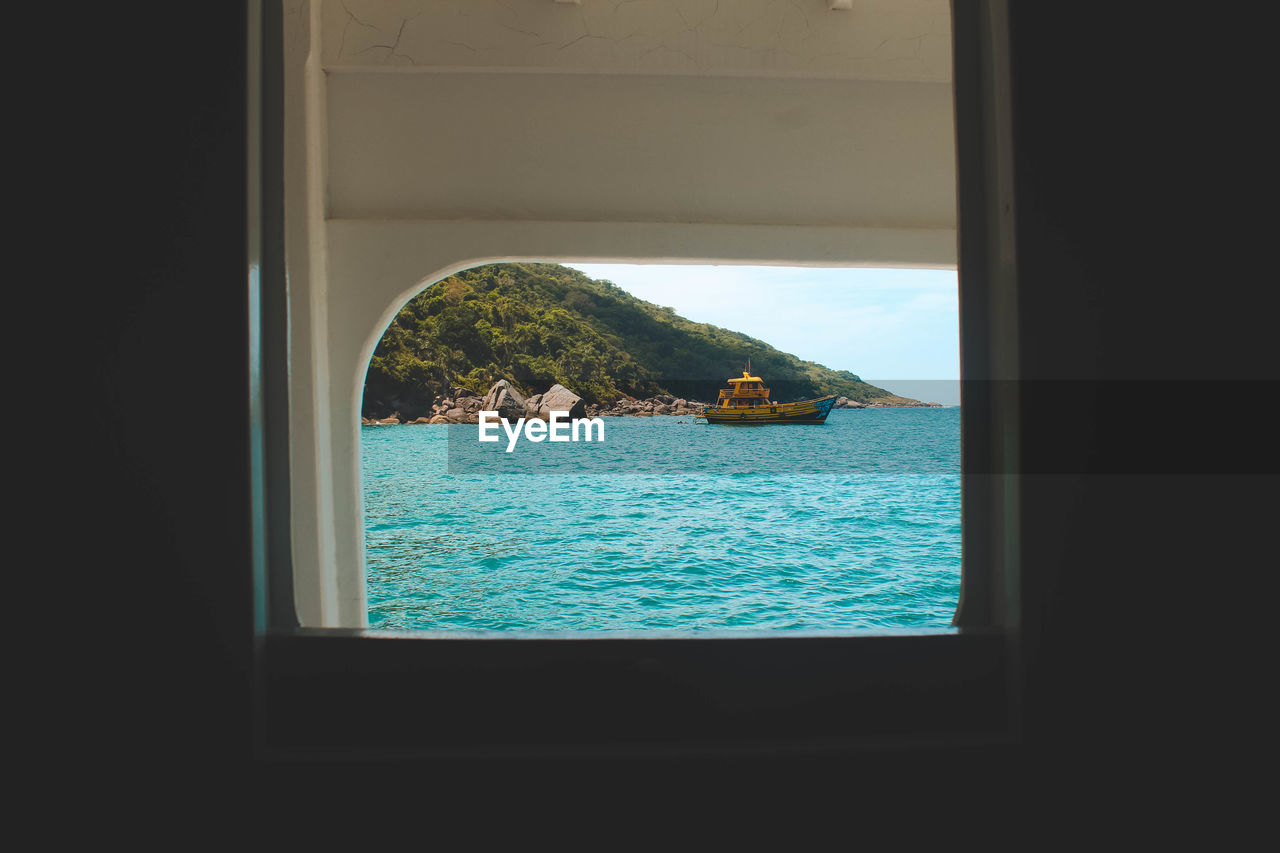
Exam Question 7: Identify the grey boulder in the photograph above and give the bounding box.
[482,379,528,421]
[537,384,587,420]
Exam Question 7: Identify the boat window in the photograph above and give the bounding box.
[256,0,1019,762]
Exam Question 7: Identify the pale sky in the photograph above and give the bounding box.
[565,264,961,405]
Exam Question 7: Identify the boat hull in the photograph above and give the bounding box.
[700,395,837,424]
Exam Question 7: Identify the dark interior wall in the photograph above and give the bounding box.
[1006,2,1274,818]
[61,2,254,783]
[59,0,1272,821]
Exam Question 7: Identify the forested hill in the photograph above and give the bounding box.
[363,263,905,418]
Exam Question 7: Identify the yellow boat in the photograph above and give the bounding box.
[697,369,837,425]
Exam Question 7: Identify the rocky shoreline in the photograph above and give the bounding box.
[360,379,942,422]
[363,380,941,425]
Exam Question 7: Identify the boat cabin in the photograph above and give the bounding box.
[716,372,774,408]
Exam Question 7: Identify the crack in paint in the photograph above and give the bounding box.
[499,22,543,40]
[338,1,379,58]
[353,12,421,64]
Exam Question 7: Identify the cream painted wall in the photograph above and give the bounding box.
[326,72,955,227]
[283,0,958,627]
[320,0,951,81]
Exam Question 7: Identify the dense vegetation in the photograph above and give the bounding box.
[363,263,899,418]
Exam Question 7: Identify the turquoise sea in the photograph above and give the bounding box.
[363,406,961,632]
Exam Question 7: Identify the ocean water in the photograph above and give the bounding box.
[363,407,961,632]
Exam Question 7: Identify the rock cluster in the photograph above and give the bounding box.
[588,393,706,418]
[362,381,595,425]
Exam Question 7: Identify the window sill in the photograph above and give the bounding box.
[258,628,1014,760]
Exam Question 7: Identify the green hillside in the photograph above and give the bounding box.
[363,263,900,418]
